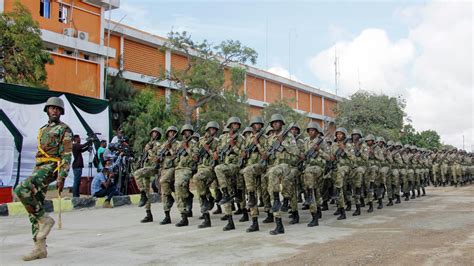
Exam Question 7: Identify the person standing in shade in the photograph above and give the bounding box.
[72,135,91,197]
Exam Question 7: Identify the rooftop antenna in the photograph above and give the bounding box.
[265,17,268,70]
[334,48,340,95]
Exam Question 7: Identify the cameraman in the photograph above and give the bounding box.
[97,140,107,171]
[72,135,92,197]
[91,166,122,208]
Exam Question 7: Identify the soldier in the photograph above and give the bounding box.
[173,124,198,227]
[375,137,388,209]
[193,121,220,228]
[301,122,329,226]
[349,129,367,216]
[412,146,423,197]
[211,126,230,216]
[440,148,449,187]
[431,148,440,187]
[391,141,404,204]
[134,127,163,223]
[215,117,244,231]
[259,125,276,224]
[14,97,73,261]
[364,134,379,212]
[263,114,300,234]
[240,117,267,232]
[448,148,461,187]
[158,126,179,225]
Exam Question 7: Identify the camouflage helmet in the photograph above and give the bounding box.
[335,127,348,136]
[376,136,386,143]
[411,145,418,151]
[222,127,230,133]
[226,116,242,127]
[249,116,264,126]
[387,140,394,147]
[192,132,200,139]
[403,144,411,150]
[44,97,65,115]
[180,124,194,135]
[395,141,402,147]
[365,134,375,142]
[351,128,363,137]
[265,126,274,135]
[269,113,285,125]
[290,123,301,132]
[306,122,323,135]
[242,126,253,135]
[149,127,163,137]
[205,121,220,131]
[165,126,178,135]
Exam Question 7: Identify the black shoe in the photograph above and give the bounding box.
[140,210,153,223]
[176,213,189,227]
[302,203,310,210]
[247,192,257,208]
[421,187,426,196]
[345,201,352,211]
[307,212,319,227]
[138,191,148,208]
[321,201,329,211]
[417,189,421,197]
[337,208,346,220]
[198,214,205,220]
[165,195,175,210]
[272,192,282,213]
[405,193,410,201]
[367,202,374,213]
[411,192,416,199]
[269,217,285,235]
[234,204,243,215]
[280,198,289,212]
[317,206,322,219]
[200,195,210,213]
[395,195,401,204]
[262,212,274,223]
[186,210,193,218]
[246,217,259,232]
[220,214,228,221]
[352,204,361,216]
[333,208,341,216]
[186,192,194,217]
[213,205,222,215]
[198,213,211,229]
[239,208,249,222]
[218,188,233,205]
[159,211,171,225]
[360,197,366,207]
[223,215,235,231]
[377,198,383,209]
[258,197,264,207]
[387,198,393,206]
[289,210,299,224]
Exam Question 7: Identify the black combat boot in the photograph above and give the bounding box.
[417,189,421,197]
[200,195,210,213]
[395,194,401,204]
[377,198,383,209]
[138,190,148,208]
[272,192,282,213]
[302,203,310,210]
[247,192,257,208]
[270,217,285,235]
[360,197,366,207]
[281,198,290,212]
[404,192,410,201]
[411,189,416,199]
[239,208,249,222]
[165,195,175,210]
[198,213,211,229]
[333,208,341,216]
[317,206,322,219]
[235,189,244,204]
[246,217,259,232]
[345,201,352,211]
[258,196,265,207]
[321,200,329,211]
[421,187,426,196]
[231,200,237,211]
[337,208,346,220]
[308,212,319,227]
[262,211,274,223]
[213,205,223,215]
[352,204,361,216]
[367,202,374,213]
[289,210,299,224]
[140,210,153,223]
[234,204,243,215]
[160,211,171,225]
[176,213,189,227]
[198,214,205,220]
[223,215,235,231]
[297,190,304,203]
[387,198,393,206]
[186,193,194,217]
[220,214,228,221]
[219,188,232,205]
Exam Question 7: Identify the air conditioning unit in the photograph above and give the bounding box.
[63,28,75,37]
[77,31,89,41]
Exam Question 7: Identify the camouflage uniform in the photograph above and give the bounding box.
[431,151,440,186]
[349,136,368,215]
[391,142,404,204]
[375,138,388,208]
[158,129,179,225]
[285,132,304,220]
[364,136,381,211]
[440,150,449,186]
[402,147,415,200]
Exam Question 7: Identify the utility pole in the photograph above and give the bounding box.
[334,48,340,95]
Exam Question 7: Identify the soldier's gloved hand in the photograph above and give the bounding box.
[56,178,64,193]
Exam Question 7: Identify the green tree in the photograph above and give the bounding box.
[155,31,258,123]
[262,99,308,129]
[121,88,184,154]
[335,91,406,141]
[105,70,137,130]
[0,1,52,87]
[401,124,442,150]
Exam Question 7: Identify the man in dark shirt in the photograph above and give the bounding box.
[72,135,91,197]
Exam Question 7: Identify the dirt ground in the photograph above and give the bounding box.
[1,184,473,265]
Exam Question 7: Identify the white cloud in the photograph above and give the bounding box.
[267,65,300,81]
[308,1,473,150]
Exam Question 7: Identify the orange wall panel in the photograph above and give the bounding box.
[312,95,322,115]
[107,34,121,69]
[266,81,281,103]
[282,86,296,108]
[246,75,264,102]
[123,39,165,76]
[249,106,262,118]
[325,99,337,117]
[171,53,188,72]
[46,55,99,98]
[298,91,310,112]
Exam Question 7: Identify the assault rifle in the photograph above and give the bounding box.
[298,136,324,172]
[155,133,177,170]
[238,126,268,168]
[259,122,296,167]
[218,129,240,163]
[192,135,216,172]
[324,137,351,175]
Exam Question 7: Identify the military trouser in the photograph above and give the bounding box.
[242,163,265,217]
[133,166,159,210]
[376,166,389,200]
[266,163,290,218]
[414,168,422,190]
[440,164,448,184]
[14,163,56,241]
[260,167,271,212]
[333,164,350,209]
[452,164,462,184]
[159,168,175,211]
[351,166,365,205]
[174,168,193,214]
[365,165,378,203]
[388,168,400,200]
[432,164,440,185]
[303,165,324,212]
[406,169,415,194]
[193,166,215,214]
[343,170,353,205]
[286,167,299,213]
[399,168,407,193]
[214,163,240,215]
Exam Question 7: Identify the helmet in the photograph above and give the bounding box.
[387,140,394,147]
[180,124,194,135]
[306,122,323,135]
[403,144,411,150]
[376,136,386,143]
[249,116,264,126]
[395,141,402,147]
[269,114,285,125]
[222,127,230,133]
[205,121,220,131]
[335,127,348,136]
[192,132,200,139]
[226,117,242,127]
[242,126,253,134]
[411,145,418,151]
[291,123,301,132]
[165,126,178,135]
[351,129,363,137]
[265,126,274,135]
[365,134,375,142]
[44,97,65,115]
[149,127,163,137]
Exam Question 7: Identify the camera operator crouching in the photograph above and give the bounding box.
[91,166,123,208]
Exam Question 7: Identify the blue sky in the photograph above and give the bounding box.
[107,1,473,150]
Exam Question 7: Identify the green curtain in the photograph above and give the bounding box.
[0,109,23,188]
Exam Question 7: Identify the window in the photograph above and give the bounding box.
[59,4,69,24]
[40,0,51,18]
